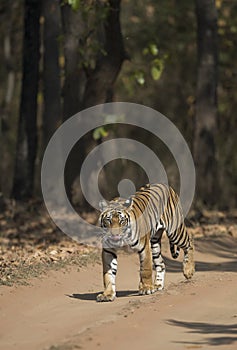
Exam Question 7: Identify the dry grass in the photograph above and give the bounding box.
[0,199,100,286]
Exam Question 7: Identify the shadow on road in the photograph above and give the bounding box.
[166,319,237,346]
[66,289,139,301]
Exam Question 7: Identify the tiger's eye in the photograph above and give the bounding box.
[120,218,127,225]
[104,219,110,225]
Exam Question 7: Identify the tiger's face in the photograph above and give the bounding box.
[99,198,132,248]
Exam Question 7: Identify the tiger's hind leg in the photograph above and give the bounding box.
[151,229,166,291]
[168,224,195,280]
[183,233,195,279]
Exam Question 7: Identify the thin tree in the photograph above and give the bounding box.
[42,0,61,148]
[0,0,17,197]
[194,0,218,206]
[60,1,87,205]
[82,0,126,108]
[12,0,40,199]
[61,2,86,120]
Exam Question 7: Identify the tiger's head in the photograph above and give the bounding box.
[99,197,133,248]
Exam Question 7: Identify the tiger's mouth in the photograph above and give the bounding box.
[107,235,125,248]
[102,228,132,248]
[106,232,125,244]
[109,235,122,242]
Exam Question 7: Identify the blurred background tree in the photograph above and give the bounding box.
[11,0,41,200]
[194,0,218,206]
[0,0,236,212]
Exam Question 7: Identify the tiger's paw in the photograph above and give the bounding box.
[154,271,165,290]
[96,292,116,302]
[154,283,164,291]
[183,261,195,279]
[138,282,155,295]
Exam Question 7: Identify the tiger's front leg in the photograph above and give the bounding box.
[138,236,155,295]
[97,248,117,302]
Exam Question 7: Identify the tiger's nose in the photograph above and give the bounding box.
[110,227,122,236]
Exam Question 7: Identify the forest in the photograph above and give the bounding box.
[0,0,237,213]
[1,3,237,349]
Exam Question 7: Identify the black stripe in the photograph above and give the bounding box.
[103,249,117,260]
[136,193,160,229]
[169,230,179,243]
[130,239,139,247]
[134,195,148,212]
[138,243,146,254]
[140,192,158,214]
[150,239,159,247]
[150,236,158,244]
[133,199,144,214]
[179,234,189,248]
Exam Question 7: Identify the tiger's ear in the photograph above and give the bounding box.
[99,199,109,212]
[124,197,133,208]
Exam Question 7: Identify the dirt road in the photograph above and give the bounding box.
[0,234,236,350]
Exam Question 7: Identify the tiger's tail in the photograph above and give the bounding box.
[170,243,180,259]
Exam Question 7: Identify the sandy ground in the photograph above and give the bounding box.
[0,234,236,350]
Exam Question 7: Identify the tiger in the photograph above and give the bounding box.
[97,183,195,302]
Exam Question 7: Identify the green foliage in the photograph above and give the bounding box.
[151,65,161,81]
[117,0,197,122]
[117,0,198,104]
[143,43,165,81]
[67,0,81,11]
[124,42,166,89]
[93,127,108,140]
[143,43,159,56]
[150,58,164,80]
[134,71,145,85]
[65,0,110,71]
[92,114,125,140]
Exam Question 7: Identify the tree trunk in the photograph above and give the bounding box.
[42,0,61,148]
[61,2,86,120]
[82,0,126,108]
[194,0,218,206]
[12,0,40,200]
[60,2,87,205]
[0,1,16,195]
[62,0,126,211]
